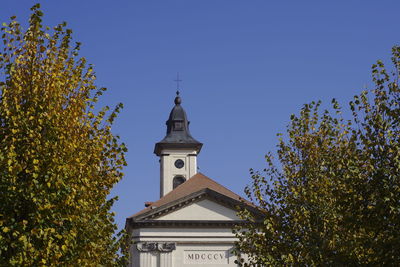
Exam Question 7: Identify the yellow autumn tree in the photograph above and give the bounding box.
[234,46,400,266]
[0,5,128,266]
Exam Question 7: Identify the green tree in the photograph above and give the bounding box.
[0,5,128,266]
[234,46,400,266]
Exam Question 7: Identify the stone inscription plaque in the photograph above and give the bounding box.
[184,250,229,264]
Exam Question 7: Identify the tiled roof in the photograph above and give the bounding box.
[129,173,248,219]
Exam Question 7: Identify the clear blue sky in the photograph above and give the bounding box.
[2,1,399,231]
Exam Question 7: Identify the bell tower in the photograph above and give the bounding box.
[154,92,202,198]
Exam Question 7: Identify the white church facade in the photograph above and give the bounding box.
[126,93,259,267]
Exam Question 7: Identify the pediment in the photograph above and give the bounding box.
[130,187,254,222]
[127,174,262,227]
[155,199,240,221]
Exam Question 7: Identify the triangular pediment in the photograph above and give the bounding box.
[155,198,240,221]
[127,173,261,226]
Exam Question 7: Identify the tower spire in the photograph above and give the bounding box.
[155,90,203,197]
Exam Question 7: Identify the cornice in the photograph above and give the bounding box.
[129,219,249,228]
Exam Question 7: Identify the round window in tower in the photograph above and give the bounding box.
[174,159,184,169]
[173,176,186,189]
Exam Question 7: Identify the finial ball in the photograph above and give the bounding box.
[174,96,181,105]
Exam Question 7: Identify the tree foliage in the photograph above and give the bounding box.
[234,46,400,266]
[0,5,128,266]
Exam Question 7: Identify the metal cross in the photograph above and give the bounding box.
[174,72,182,95]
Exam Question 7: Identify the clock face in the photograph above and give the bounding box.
[174,159,184,169]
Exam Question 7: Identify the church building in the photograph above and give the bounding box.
[126,93,258,267]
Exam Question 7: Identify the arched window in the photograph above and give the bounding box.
[173,176,186,189]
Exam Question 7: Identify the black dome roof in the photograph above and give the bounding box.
[154,95,202,156]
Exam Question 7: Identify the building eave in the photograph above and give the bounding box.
[154,142,203,156]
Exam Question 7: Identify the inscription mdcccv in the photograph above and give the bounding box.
[184,250,229,264]
[188,253,223,261]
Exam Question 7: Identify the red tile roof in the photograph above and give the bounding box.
[129,173,247,218]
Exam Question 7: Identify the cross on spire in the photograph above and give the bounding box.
[174,72,182,95]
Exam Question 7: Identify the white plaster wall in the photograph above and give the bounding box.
[155,199,240,221]
[129,242,239,267]
[160,149,197,198]
[129,226,243,266]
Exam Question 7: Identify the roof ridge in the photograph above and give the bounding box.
[128,173,247,218]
